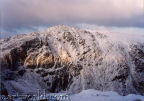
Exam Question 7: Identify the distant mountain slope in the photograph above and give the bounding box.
[0,25,144,96]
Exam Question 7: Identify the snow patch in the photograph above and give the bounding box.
[70,89,144,101]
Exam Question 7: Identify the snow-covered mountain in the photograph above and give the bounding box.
[0,25,144,100]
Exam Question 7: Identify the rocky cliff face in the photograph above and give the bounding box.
[0,25,144,96]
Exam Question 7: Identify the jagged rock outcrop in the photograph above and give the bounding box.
[0,25,144,96]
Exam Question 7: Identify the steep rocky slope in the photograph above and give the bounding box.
[0,25,144,96]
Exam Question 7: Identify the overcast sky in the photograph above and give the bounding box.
[0,0,144,38]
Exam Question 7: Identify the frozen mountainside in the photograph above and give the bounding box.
[0,25,144,97]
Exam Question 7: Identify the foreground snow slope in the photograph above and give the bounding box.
[12,89,144,101]
[0,25,144,97]
[70,89,144,101]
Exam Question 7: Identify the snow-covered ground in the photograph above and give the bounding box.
[70,89,144,101]
[11,89,144,101]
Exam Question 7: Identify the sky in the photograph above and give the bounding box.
[0,0,144,38]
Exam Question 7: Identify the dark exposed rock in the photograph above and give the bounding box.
[1,83,8,96]
[18,69,26,76]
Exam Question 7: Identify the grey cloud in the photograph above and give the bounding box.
[0,0,144,34]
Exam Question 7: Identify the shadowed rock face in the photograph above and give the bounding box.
[129,44,144,95]
[0,25,144,96]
